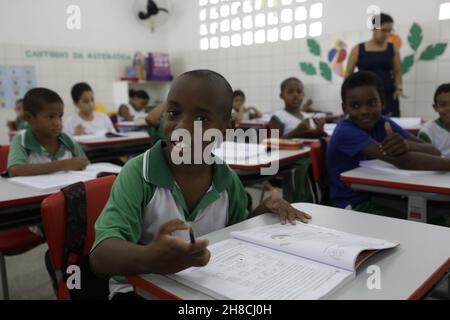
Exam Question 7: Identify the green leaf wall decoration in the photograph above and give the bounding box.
[408,23,423,51]
[299,62,317,75]
[319,62,332,81]
[307,39,321,56]
[419,43,448,61]
[401,55,415,74]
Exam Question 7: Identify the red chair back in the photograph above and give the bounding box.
[41,175,116,298]
[310,140,323,183]
[0,145,9,172]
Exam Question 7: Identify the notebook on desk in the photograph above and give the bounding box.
[170,223,399,300]
[7,163,122,191]
[213,142,267,161]
[359,159,442,176]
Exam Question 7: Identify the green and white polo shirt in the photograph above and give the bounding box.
[7,129,86,169]
[418,119,450,158]
[93,140,248,251]
[272,110,305,135]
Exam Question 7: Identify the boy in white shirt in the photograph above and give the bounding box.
[64,82,116,136]
[419,83,450,158]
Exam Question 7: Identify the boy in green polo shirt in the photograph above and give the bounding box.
[7,88,89,177]
[90,70,311,299]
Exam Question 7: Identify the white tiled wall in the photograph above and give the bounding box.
[167,0,450,123]
[0,43,168,144]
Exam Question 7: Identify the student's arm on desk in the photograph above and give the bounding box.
[381,123,441,157]
[267,116,310,139]
[8,157,89,177]
[363,142,450,171]
[249,185,312,225]
[118,104,134,121]
[90,220,210,276]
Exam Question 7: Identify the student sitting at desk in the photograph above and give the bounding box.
[118,89,149,122]
[7,88,89,177]
[89,70,311,300]
[145,102,166,143]
[267,77,326,139]
[327,71,450,216]
[418,83,450,158]
[6,99,29,131]
[231,89,262,122]
[64,82,117,136]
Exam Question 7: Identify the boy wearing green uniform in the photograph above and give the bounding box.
[90,70,312,299]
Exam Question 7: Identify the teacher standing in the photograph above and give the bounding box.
[346,13,404,117]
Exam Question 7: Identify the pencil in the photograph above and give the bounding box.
[189,227,196,244]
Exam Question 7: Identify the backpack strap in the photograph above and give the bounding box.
[61,181,87,279]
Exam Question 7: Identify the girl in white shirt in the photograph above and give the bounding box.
[118,89,149,122]
[64,82,116,136]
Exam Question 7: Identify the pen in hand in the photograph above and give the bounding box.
[189,227,196,244]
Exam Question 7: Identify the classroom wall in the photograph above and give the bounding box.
[167,0,450,119]
[0,0,169,144]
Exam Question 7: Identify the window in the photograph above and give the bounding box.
[199,0,323,50]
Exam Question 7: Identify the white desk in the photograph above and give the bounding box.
[216,142,311,202]
[75,132,152,163]
[0,178,56,231]
[0,163,121,231]
[116,121,148,131]
[390,117,422,135]
[128,203,450,300]
[341,167,450,222]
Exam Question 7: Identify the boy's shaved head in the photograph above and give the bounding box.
[172,70,233,120]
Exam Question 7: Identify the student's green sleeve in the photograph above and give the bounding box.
[418,132,432,144]
[272,115,284,126]
[7,135,29,169]
[91,156,151,251]
[72,141,87,158]
[227,170,249,226]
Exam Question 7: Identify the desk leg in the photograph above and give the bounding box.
[282,169,295,203]
[407,196,427,223]
[0,252,10,300]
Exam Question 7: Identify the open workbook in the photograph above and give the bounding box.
[7,163,122,191]
[170,223,399,300]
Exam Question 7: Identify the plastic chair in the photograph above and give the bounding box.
[41,175,116,300]
[0,144,46,300]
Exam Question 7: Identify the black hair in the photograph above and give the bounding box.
[280,77,302,92]
[129,89,150,100]
[372,13,394,27]
[16,99,24,104]
[434,83,450,104]
[233,90,245,99]
[177,69,233,119]
[341,71,385,104]
[71,82,92,103]
[23,88,63,116]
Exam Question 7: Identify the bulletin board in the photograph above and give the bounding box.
[0,65,37,109]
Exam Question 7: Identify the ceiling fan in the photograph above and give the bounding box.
[134,0,170,32]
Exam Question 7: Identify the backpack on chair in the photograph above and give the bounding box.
[43,180,113,300]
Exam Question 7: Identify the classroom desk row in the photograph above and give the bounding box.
[0,142,311,232]
[128,203,450,300]
[74,132,153,163]
[341,167,450,223]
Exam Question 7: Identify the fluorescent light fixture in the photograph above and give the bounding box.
[439,2,450,20]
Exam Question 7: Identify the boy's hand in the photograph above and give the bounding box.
[295,118,311,134]
[75,124,87,135]
[263,184,312,225]
[313,117,326,130]
[63,157,89,171]
[146,219,211,274]
[380,122,409,156]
